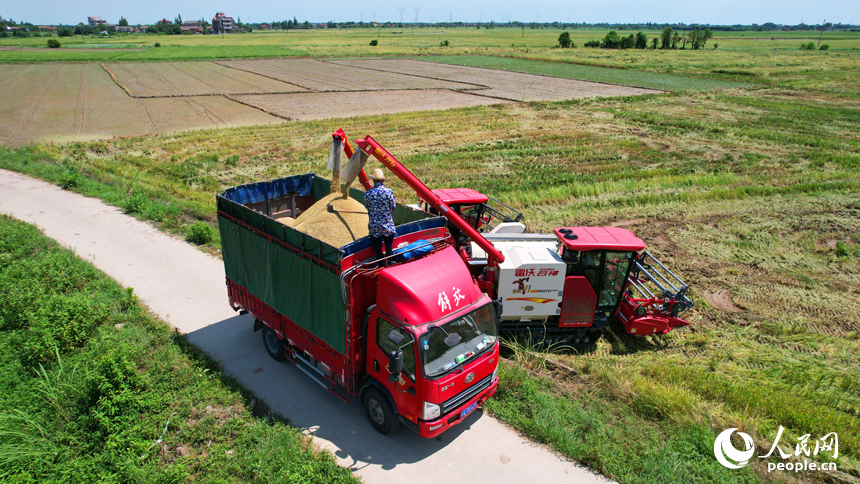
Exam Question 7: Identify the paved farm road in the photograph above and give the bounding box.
[0,169,611,484]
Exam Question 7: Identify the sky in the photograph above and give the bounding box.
[3,0,857,27]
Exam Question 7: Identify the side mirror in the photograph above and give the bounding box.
[388,330,404,345]
[388,349,403,382]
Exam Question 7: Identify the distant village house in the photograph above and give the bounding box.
[212,12,234,34]
[87,16,107,28]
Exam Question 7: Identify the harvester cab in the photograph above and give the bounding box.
[552,226,694,343]
[423,189,525,246]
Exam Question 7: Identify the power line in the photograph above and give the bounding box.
[358,11,364,22]
[398,8,405,23]
[414,8,420,23]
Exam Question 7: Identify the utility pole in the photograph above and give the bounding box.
[818,18,825,46]
[413,8,420,34]
[399,7,405,24]
[359,11,364,23]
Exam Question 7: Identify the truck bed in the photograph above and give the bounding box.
[216,173,448,394]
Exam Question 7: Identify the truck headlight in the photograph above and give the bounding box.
[422,401,441,421]
[493,367,498,382]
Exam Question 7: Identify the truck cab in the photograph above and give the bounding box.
[361,246,499,437]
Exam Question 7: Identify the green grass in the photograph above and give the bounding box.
[3,28,858,68]
[0,44,308,63]
[485,359,761,484]
[415,55,750,90]
[0,214,357,482]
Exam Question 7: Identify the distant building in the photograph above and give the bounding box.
[88,16,107,27]
[181,25,202,33]
[183,20,199,27]
[259,23,270,29]
[212,12,234,34]
[158,18,173,24]
[116,25,134,33]
[38,26,58,32]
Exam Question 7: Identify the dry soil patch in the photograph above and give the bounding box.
[704,289,743,312]
[232,89,511,121]
[216,58,481,92]
[0,63,281,146]
[103,61,307,97]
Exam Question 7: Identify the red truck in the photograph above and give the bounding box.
[217,172,500,437]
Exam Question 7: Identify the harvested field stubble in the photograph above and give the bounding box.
[0,63,281,146]
[233,89,511,121]
[330,59,661,101]
[216,58,480,92]
[103,61,306,97]
[289,193,369,247]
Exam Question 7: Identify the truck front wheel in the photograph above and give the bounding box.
[362,387,400,435]
[262,325,286,361]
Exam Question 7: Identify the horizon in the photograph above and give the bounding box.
[2,1,857,28]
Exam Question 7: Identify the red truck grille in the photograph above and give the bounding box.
[441,374,493,415]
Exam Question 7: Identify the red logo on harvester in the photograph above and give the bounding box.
[515,268,559,277]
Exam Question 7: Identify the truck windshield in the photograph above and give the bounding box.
[420,303,497,378]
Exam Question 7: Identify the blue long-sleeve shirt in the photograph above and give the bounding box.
[365,182,396,237]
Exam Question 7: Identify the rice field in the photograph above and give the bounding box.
[0,57,659,146]
[0,63,281,145]
[103,61,305,97]
[0,28,859,484]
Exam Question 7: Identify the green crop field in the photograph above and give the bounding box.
[1,27,859,484]
[0,215,356,482]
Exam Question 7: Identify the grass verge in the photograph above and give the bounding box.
[0,214,356,483]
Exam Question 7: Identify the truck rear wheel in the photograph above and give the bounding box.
[262,325,286,361]
[362,387,400,435]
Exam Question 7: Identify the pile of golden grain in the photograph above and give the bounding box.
[284,193,369,247]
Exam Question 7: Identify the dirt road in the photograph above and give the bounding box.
[0,168,611,484]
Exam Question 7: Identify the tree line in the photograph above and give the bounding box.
[564,27,714,50]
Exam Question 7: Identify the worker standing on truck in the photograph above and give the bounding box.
[365,168,396,263]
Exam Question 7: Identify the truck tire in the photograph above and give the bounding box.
[262,326,286,361]
[362,387,400,435]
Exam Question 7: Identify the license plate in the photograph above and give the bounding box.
[460,401,478,419]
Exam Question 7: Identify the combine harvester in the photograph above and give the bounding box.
[353,132,694,347]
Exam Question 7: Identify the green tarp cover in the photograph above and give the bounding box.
[219,216,346,354]
[217,173,442,355]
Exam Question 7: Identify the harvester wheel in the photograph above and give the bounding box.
[262,326,286,361]
[363,387,400,435]
[635,305,648,316]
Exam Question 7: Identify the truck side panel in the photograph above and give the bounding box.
[219,214,348,354]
